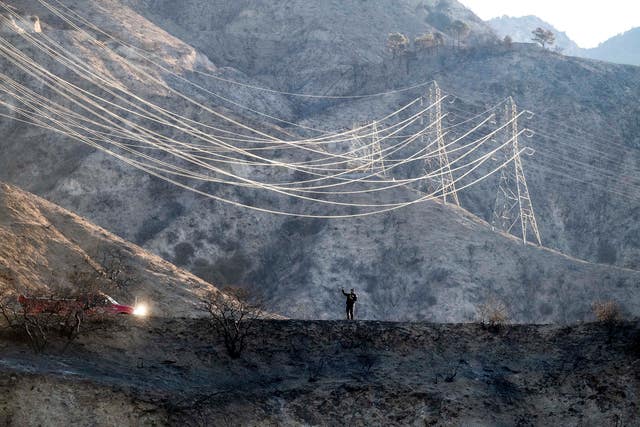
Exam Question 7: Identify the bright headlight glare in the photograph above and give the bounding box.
[133,304,148,317]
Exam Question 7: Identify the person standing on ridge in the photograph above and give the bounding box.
[342,288,358,320]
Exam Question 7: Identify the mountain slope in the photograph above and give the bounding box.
[297,44,640,267]
[1,1,640,322]
[0,182,218,316]
[116,0,640,269]
[238,198,640,323]
[124,0,497,94]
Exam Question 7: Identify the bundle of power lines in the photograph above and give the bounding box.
[0,0,532,219]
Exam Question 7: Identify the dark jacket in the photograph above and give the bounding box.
[342,290,357,306]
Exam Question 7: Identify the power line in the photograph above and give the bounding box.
[0,3,554,221]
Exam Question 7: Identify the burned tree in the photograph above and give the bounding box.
[386,32,410,58]
[97,248,139,295]
[532,27,555,49]
[450,20,470,48]
[203,286,264,359]
[0,289,94,353]
[503,35,513,48]
[414,32,436,54]
[0,266,116,353]
[433,32,445,52]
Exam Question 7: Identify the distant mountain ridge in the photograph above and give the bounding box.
[488,15,582,56]
[585,27,640,66]
[488,15,640,66]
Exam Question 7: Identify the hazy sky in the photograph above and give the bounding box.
[460,0,640,48]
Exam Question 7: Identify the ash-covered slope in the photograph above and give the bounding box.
[123,0,496,94]
[1,0,640,322]
[114,0,640,270]
[234,199,640,323]
[295,44,640,271]
[0,182,218,316]
[2,319,640,425]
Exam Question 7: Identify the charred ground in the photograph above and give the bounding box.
[1,318,639,426]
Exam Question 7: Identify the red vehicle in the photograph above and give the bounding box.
[18,293,136,316]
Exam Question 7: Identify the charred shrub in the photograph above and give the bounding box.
[592,300,622,324]
[0,289,97,353]
[203,286,264,359]
[0,265,129,353]
[477,298,509,332]
[592,300,624,341]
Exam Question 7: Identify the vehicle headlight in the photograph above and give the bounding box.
[133,303,148,317]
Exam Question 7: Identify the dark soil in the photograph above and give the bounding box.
[1,318,640,425]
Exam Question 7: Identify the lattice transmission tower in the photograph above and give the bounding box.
[350,121,386,176]
[491,97,542,246]
[423,81,459,206]
[370,121,386,177]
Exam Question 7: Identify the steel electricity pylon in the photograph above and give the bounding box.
[491,97,542,246]
[426,81,459,206]
[370,121,386,177]
[350,121,385,175]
